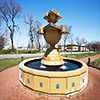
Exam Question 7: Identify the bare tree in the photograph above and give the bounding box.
[63,34,68,51]
[45,42,50,48]
[82,38,87,45]
[24,14,35,50]
[0,34,5,50]
[81,38,87,51]
[87,41,100,52]
[27,42,31,50]
[33,20,41,51]
[68,33,74,54]
[0,29,8,50]
[63,25,71,51]
[24,14,41,51]
[0,18,8,50]
[86,43,92,52]
[75,36,87,52]
[75,36,81,51]
[0,0,21,51]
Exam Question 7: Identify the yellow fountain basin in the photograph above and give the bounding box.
[19,57,88,96]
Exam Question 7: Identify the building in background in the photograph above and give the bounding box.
[58,44,89,52]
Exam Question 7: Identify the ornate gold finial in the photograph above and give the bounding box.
[50,9,55,12]
[39,26,44,34]
[56,12,59,15]
[60,25,66,33]
[44,9,62,24]
[45,12,48,16]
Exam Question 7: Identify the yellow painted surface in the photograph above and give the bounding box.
[21,70,25,82]
[39,26,44,34]
[80,72,87,89]
[19,69,25,83]
[34,76,49,93]
[60,25,66,33]
[19,57,88,95]
[50,78,66,94]
[67,76,80,93]
[41,60,64,66]
[24,73,34,89]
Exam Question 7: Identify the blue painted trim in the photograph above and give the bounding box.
[40,82,43,87]
[52,24,61,28]
[72,82,75,87]
[54,62,56,64]
[82,79,84,83]
[56,84,60,89]
[27,78,30,83]
[44,24,50,28]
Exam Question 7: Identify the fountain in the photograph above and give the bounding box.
[19,9,88,96]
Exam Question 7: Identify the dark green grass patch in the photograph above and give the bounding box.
[90,58,100,70]
[63,52,100,59]
[0,50,45,54]
[0,56,40,72]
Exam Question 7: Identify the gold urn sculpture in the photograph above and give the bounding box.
[38,9,69,66]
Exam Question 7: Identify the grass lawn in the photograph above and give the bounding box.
[0,50,45,54]
[92,58,100,63]
[0,58,21,71]
[0,56,40,72]
[63,52,100,59]
[90,58,100,70]
[0,52,100,72]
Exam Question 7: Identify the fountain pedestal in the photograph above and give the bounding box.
[41,45,64,66]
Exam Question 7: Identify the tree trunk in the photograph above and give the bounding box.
[10,33,14,51]
[64,42,65,52]
[71,44,72,54]
[38,40,41,51]
[78,45,81,52]
[31,39,34,48]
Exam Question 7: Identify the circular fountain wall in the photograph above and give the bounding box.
[19,57,88,96]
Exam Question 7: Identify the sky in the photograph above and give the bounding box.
[1,0,100,48]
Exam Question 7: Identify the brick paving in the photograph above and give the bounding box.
[0,54,100,100]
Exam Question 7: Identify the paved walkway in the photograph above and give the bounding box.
[80,54,100,63]
[0,54,100,100]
